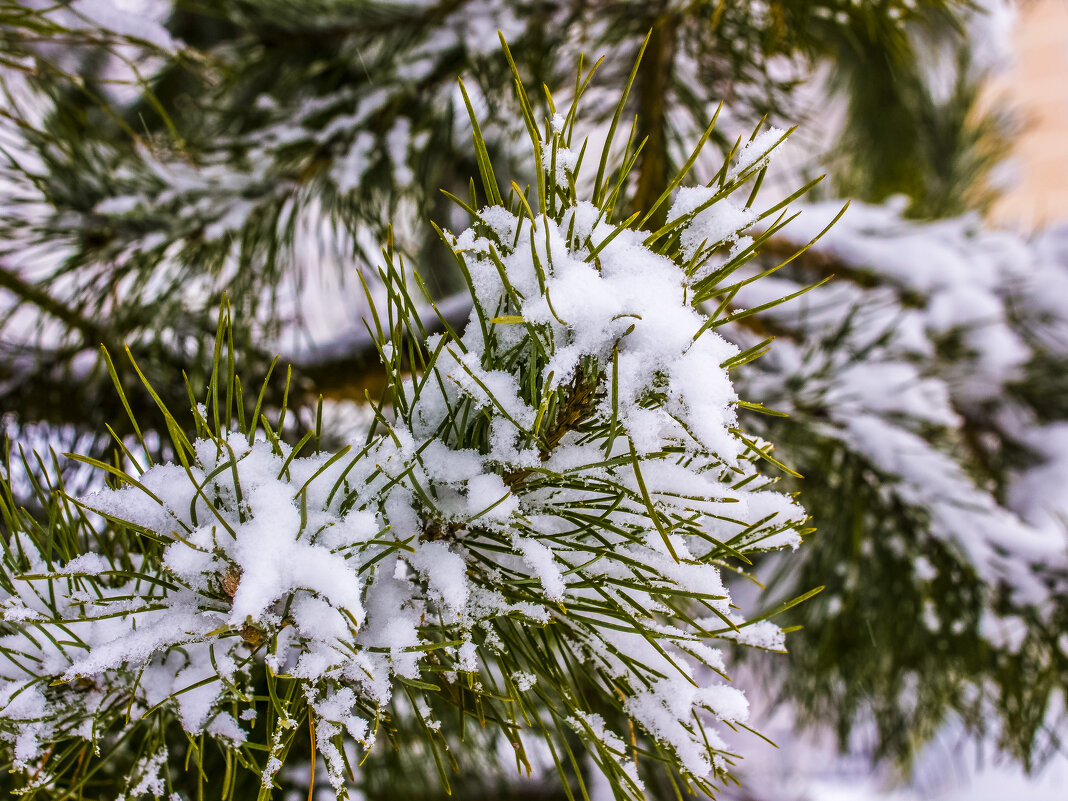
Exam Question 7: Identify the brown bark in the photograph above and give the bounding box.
[633,14,678,230]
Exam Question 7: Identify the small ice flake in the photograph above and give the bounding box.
[54,552,110,575]
[727,127,786,181]
[512,671,536,691]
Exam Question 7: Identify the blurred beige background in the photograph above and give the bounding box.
[993,0,1068,228]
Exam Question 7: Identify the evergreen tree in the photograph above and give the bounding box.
[2,1,1066,799]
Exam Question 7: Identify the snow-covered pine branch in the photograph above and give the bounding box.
[0,50,814,799]
[726,200,1068,765]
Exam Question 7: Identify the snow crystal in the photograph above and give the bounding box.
[512,671,537,691]
[727,127,787,181]
[543,146,578,184]
[670,188,758,262]
[128,747,168,797]
[53,553,111,575]
[513,536,565,601]
[720,620,786,651]
[913,556,938,582]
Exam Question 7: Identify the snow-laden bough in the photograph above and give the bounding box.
[0,75,810,798]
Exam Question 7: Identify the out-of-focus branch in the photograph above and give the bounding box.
[0,281,474,436]
[633,14,677,230]
[0,262,109,347]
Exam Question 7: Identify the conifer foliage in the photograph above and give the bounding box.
[0,44,818,799]
[0,0,969,440]
[733,203,1068,768]
[4,1,1066,798]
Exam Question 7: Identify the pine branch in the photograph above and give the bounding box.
[0,47,816,799]
[0,261,109,347]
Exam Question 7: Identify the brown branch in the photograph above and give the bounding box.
[633,14,678,230]
[0,263,107,347]
[504,367,601,488]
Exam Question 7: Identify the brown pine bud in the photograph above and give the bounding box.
[221,565,241,598]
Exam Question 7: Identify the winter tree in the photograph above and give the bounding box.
[0,1,1065,799]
